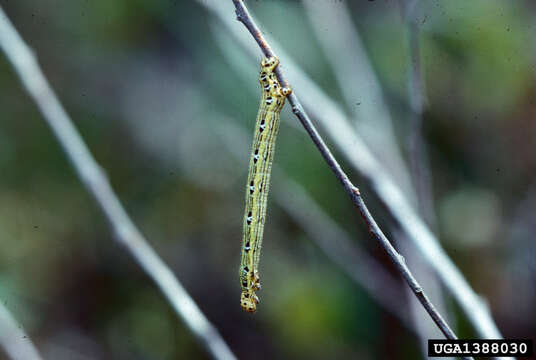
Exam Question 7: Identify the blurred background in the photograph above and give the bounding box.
[0,0,535,359]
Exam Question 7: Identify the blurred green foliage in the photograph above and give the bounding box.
[1,0,535,359]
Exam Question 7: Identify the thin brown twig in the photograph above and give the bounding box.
[231,0,467,350]
[197,0,503,342]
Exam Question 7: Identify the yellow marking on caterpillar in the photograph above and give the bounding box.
[240,57,291,313]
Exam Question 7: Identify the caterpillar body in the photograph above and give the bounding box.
[240,57,291,313]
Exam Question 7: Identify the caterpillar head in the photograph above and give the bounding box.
[240,291,259,313]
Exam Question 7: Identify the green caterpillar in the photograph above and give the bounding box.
[240,57,291,313]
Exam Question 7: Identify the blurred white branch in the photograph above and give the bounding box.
[401,2,452,359]
[0,6,235,360]
[199,0,504,341]
[404,0,437,230]
[306,2,451,356]
[0,303,43,360]
[303,0,414,197]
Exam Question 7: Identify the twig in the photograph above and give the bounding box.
[231,0,465,347]
[0,303,44,360]
[199,0,503,342]
[273,177,414,328]
[301,3,453,344]
[0,6,236,360]
[215,119,414,332]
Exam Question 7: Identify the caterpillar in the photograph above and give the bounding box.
[240,56,291,313]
